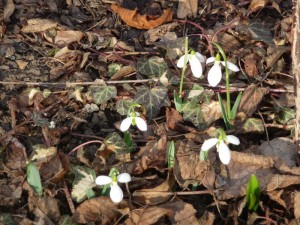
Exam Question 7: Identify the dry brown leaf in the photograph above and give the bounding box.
[215,33,242,51]
[111,4,173,29]
[54,30,85,45]
[238,84,269,116]
[3,0,15,23]
[249,0,269,11]
[21,19,58,33]
[73,197,128,224]
[144,22,178,44]
[177,0,198,18]
[133,133,167,174]
[111,65,136,80]
[5,137,27,170]
[133,172,175,205]
[125,207,172,225]
[161,200,198,225]
[15,60,28,70]
[202,101,222,125]
[294,192,300,223]
[244,57,258,77]
[36,194,61,222]
[0,178,23,206]
[166,107,183,129]
[174,140,211,188]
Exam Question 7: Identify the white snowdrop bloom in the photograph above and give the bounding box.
[95,173,131,203]
[177,51,206,78]
[206,55,239,87]
[120,112,147,132]
[201,135,240,165]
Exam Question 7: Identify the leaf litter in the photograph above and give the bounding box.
[0,0,299,224]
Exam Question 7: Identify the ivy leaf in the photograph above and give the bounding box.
[0,214,17,225]
[27,162,43,197]
[87,85,117,104]
[181,101,205,128]
[104,132,127,154]
[276,107,295,125]
[116,99,133,116]
[185,84,213,104]
[134,86,169,119]
[242,118,264,133]
[248,20,274,45]
[71,166,96,203]
[137,56,168,77]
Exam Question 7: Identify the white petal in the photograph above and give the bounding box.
[135,117,147,131]
[110,183,124,203]
[201,138,218,151]
[177,55,189,68]
[206,57,216,64]
[195,52,206,63]
[207,64,222,87]
[120,117,133,132]
[226,135,240,145]
[95,176,112,185]
[221,61,240,72]
[117,173,131,183]
[189,55,203,78]
[217,142,231,164]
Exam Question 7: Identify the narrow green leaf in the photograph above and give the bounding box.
[230,92,242,119]
[167,141,175,168]
[199,149,208,161]
[246,175,260,212]
[124,131,134,153]
[174,90,182,113]
[26,162,43,197]
[217,93,231,130]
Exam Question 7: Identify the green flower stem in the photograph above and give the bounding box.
[211,42,231,120]
[179,37,189,97]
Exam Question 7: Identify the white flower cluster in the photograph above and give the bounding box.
[177,52,239,87]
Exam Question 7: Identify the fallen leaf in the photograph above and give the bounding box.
[5,137,27,170]
[21,19,58,33]
[177,0,198,18]
[15,60,28,70]
[73,197,128,224]
[37,194,61,222]
[125,207,172,225]
[244,57,259,77]
[166,107,183,129]
[3,0,15,22]
[54,30,85,46]
[249,0,269,11]
[133,172,175,205]
[111,4,173,29]
[144,22,178,44]
[111,65,136,80]
[238,84,269,116]
[294,192,300,222]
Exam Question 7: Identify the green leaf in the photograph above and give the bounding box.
[26,162,43,197]
[184,84,205,104]
[104,132,128,154]
[248,20,274,45]
[181,101,205,127]
[124,132,134,152]
[199,149,208,161]
[230,92,242,119]
[134,85,169,119]
[116,99,133,116]
[167,141,175,168]
[88,85,117,104]
[217,93,231,130]
[276,107,295,125]
[59,215,78,225]
[108,63,122,77]
[86,188,96,199]
[71,166,96,203]
[0,214,17,225]
[137,56,169,77]
[174,90,183,113]
[246,175,260,212]
[242,118,264,133]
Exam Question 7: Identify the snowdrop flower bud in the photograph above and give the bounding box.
[95,172,131,203]
[177,51,206,78]
[206,53,239,87]
[120,112,147,132]
[201,132,240,165]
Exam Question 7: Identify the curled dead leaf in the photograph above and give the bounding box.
[111,4,173,29]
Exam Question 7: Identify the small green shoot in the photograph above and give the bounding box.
[124,131,134,152]
[246,174,260,212]
[26,162,43,197]
[167,141,175,168]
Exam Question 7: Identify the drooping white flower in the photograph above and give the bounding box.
[120,112,147,132]
[206,54,239,87]
[177,51,206,78]
[201,134,240,164]
[95,172,131,203]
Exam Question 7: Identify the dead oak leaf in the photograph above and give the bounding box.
[111,4,173,29]
[73,197,129,224]
[238,84,269,117]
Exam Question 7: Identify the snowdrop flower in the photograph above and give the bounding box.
[177,51,206,78]
[95,172,131,203]
[201,132,240,165]
[120,111,147,132]
[206,53,239,87]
